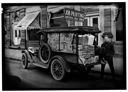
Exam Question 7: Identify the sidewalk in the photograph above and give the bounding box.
[5,48,22,60]
[4,48,124,76]
[92,55,124,76]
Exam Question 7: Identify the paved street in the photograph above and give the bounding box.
[3,58,126,90]
[5,48,125,75]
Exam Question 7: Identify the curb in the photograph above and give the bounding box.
[5,57,21,61]
[4,46,25,50]
[8,47,24,50]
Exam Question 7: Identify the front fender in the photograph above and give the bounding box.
[22,50,33,63]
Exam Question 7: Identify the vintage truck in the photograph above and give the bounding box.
[21,26,101,81]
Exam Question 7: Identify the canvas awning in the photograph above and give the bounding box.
[14,11,40,30]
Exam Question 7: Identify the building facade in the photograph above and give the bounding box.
[3,6,47,48]
[3,4,124,55]
[81,5,123,55]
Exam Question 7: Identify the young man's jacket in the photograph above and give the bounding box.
[101,42,115,57]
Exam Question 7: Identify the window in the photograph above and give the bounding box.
[84,16,100,29]
[92,18,98,28]
[90,16,99,28]
[83,19,88,26]
[15,30,17,37]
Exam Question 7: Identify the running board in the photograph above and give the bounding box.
[33,62,49,69]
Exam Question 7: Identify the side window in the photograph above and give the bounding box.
[15,30,17,37]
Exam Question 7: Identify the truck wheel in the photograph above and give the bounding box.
[50,57,66,81]
[39,43,51,63]
[22,53,28,69]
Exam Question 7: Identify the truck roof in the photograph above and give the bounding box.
[37,26,101,34]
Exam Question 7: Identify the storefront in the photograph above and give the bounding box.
[13,6,41,46]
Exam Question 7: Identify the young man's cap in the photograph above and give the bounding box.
[102,32,113,38]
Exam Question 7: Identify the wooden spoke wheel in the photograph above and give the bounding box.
[50,57,66,81]
[39,43,51,63]
[22,53,28,69]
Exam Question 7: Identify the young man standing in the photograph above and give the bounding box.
[100,32,115,79]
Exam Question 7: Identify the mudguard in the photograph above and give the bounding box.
[22,50,33,63]
[49,55,71,73]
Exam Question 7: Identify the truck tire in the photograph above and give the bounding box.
[50,56,66,81]
[22,53,28,69]
[38,43,51,63]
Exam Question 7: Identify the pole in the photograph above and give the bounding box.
[76,33,79,64]
[25,29,27,49]
[9,12,12,46]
